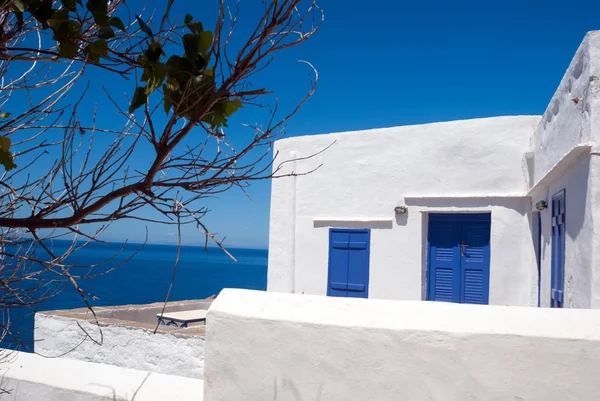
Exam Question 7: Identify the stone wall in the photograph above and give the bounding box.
[35,299,210,378]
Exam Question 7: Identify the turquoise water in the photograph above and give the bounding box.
[2,240,267,350]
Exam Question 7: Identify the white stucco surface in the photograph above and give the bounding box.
[35,313,205,378]
[0,351,202,401]
[530,31,600,308]
[268,115,540,305]
[531,31,600,183]
[204,289,600,401]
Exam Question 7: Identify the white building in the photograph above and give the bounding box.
[267,31,600,309]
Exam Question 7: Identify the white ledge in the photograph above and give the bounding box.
[527,143,594,196]
[313,218,393,224]
[404,194,527,199]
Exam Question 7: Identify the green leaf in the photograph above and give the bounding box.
[57,20,82,37]
[182,33,200,61]
[1,137,10,150]
[58,40,78,58]
[0,112,11,119]
[165,77,180,91]
[0,149,16,171]
[52,7,70,21]
[166,55,196,83]
[143,63,168,95]
[184,14,203,33]
[98,25,115,39]
[86,0,108,14]
[129,87,148,113]
[14,0,28,13]
[163,93,173,115]
[109,16,125,31]
[61,0,77,11]
[83,40,106,63]
[198,31,213,55]
[90,38,108,56]
[47,18,63,31]
[144,41,164,64]
[92,10,110,26]
[224,98,243,116]
[29,0,54,29]
[135,15,153,38]
[83,47,100,64]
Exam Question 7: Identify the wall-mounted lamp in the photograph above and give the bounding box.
[535,200,548,211]
[394,206,408,215]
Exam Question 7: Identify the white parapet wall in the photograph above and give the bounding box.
[0,351,202,401]
[35,307,206,378]
[204,289,600,401]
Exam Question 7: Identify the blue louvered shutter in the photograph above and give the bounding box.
[551,190,565,308]
[428,221,461,303]
[327,229,370,298]
[347,231,369,298]
[460,221,491,305]
[328,230,349,297]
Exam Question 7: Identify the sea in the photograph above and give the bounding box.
[1,240,268,351]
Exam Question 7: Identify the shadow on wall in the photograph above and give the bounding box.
[313,220,393,229]
[272,377,323,401]
[563,158,589,240]
[405,196,529,217]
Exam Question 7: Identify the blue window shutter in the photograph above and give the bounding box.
[327,229,370,298]
[347,230,370,298]
[428,221,461,303]
[460,221,491,305]
[327,230,349,297]
[551,191,566,308]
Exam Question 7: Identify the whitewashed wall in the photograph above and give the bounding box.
[35,313,205,379]
[268,115,540,305]
[0,351,202,401]
[204,289,600,401]
[530,31,600,308]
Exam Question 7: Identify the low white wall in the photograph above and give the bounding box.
[269,116,540,305]
[35,313,205,379]
[204,289,600,401]
[0,351,202,401]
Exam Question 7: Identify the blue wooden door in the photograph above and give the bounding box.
[551,190,565,308]
[327,229,370,298]
[428,214,491,304]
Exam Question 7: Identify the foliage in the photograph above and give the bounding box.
[0,0,322,355]
[0,0,245,171]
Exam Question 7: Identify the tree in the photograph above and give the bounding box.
[0,0,323,354]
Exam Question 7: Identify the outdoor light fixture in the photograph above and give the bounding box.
[394,206,408,215]
[535,200,548,211]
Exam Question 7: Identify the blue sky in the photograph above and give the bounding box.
[22,1,600,249]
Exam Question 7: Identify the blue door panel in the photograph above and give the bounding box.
[428,214,491,305]
[328,231,350,297]
[460,221,491,305]
[327,229,370,298]
[551,191,565,308]
[428,221,461,303]
[347,231,370,298]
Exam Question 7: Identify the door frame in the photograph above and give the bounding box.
[426,213,491,302]
[327,228,371,298]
